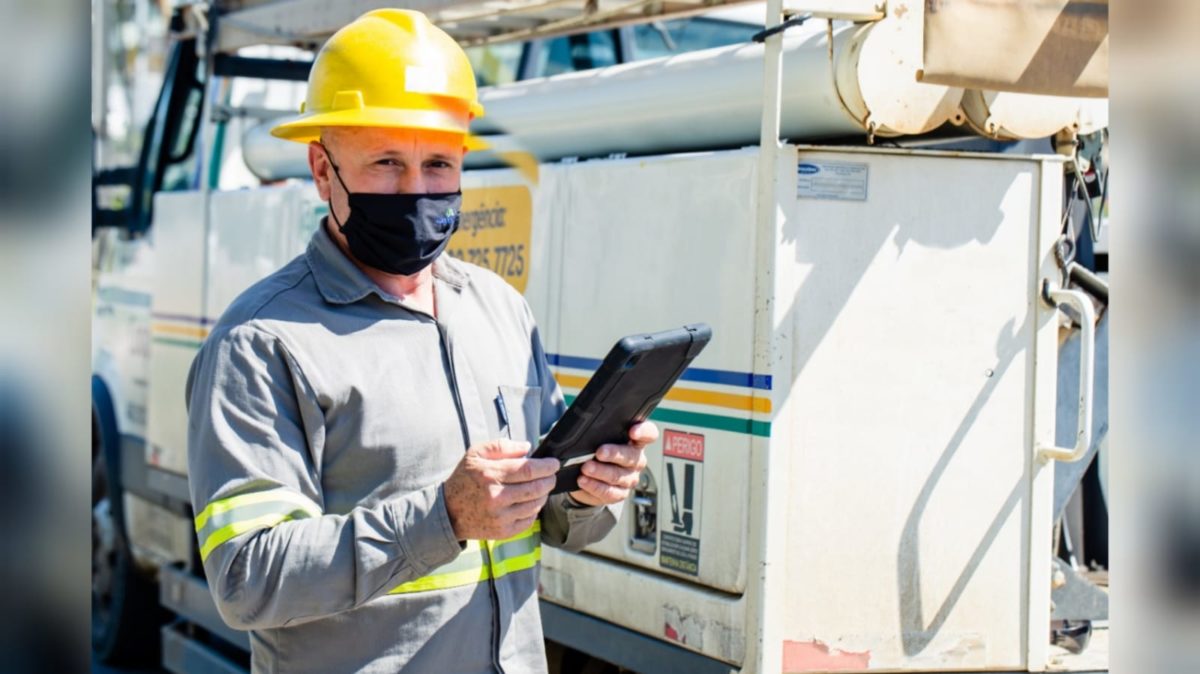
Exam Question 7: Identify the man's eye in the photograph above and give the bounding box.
[428,161,452,170]
[376,159,400,167]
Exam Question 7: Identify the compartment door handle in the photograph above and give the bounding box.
[1038,285,1097,463]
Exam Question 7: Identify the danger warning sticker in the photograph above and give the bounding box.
[663,429,705,461]
[660,430,704,576]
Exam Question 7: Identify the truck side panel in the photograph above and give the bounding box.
[146,192,209,477]
[774,148,1062,671]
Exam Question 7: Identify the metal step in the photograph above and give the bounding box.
[162,622,247,674]
[159,564,251,652]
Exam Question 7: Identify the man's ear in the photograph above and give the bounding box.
[308,140,332,201]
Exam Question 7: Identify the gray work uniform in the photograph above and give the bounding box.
[186,224,618,673]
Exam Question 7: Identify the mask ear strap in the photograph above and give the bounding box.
[319,142,351,232]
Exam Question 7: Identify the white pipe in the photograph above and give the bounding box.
[467,18,962,165]
[961,90,1109,141]
[470,22,854,164]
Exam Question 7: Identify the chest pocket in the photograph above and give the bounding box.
[497,385,542,447]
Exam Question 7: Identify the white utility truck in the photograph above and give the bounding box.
[92,1,1111,672]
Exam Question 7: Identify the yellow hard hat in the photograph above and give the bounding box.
[271,9,486,150]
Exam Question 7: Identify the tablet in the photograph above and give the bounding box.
[533,323,712,494]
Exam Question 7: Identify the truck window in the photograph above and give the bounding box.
[123,37,204,232]
[160,72,204,192]
[466,42,524,87]
[630,18,760,61]
[531,30,618,78]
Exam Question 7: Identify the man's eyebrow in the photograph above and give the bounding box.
[366,150,459,163]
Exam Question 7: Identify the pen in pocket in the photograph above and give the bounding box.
[495,393,509,429]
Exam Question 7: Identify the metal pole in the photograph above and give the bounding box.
[92,0,110,162]
[748,0,787,670]
[1067,262,1109,305]
[755,0,786,155]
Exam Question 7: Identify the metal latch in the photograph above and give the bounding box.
[630,468,658,554]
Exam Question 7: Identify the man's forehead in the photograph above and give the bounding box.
[320,126,463,155]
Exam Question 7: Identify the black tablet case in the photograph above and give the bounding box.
[534,323,712,494]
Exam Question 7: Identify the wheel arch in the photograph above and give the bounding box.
[92,374,125,528]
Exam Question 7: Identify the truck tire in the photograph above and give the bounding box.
[91,413,165,666]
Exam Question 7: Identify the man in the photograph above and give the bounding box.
[186,9,655,673]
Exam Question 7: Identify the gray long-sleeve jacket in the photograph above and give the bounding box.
[185,225,619,673]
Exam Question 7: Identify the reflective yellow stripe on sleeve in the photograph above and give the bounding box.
[388,540,489,594]
[486,523,543,580]
[389,521,541,594]
[194,487,323,562]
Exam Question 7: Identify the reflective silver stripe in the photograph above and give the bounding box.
[194,488,323,561]
[389,525,542,594]
[389,541,488,594]
[428,541,488,576]
[491,530,541,565]
[195,500,318,548]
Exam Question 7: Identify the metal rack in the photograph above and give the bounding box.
[209,0,761,51]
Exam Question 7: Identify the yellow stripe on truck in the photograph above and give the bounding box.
[553,372,771,413]
[151,322,210,339]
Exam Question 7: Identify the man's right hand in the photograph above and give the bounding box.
[443,439,560,541]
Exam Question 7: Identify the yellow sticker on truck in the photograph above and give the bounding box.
[451,185,532,293]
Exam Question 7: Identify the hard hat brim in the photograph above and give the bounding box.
[270,106,489,152]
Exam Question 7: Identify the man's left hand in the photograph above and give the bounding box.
[570,421,658,507]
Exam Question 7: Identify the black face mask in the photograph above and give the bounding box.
[323,145,461,276]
